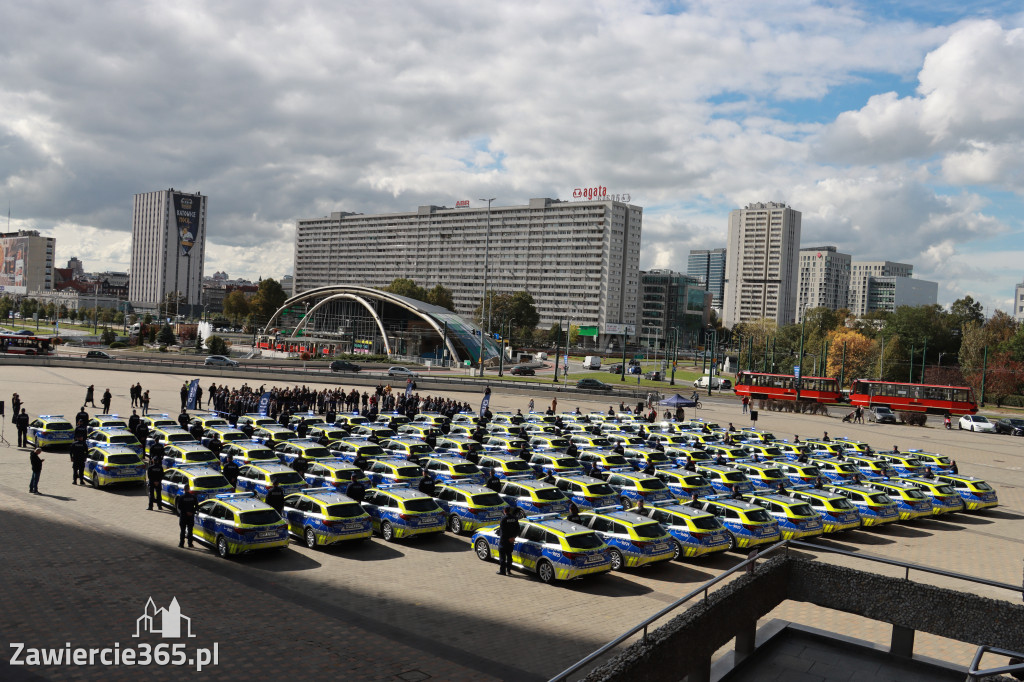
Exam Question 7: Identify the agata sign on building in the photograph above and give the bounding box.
[455,200,471,208]
[572,186,631,203]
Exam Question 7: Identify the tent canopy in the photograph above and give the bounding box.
[659,394,697,407]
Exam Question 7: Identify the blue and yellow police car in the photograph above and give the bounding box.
[381,437,435,463]
[147,427,198,449]
[787,486,863,533]
[862,480,934,521]
[193,493,290,558]
[306,424,348,445]
[695,463,756,495]
[481,435,529,457]
[360,485,447,541]
[326,437,388,461]
[349,423,398,442]
[251,424,300,446]
[809,457,861,484]
[162,442,221,471]
[235,463,307,499]
[621,446,674,471]
[434,435,485,459]
[935,474,999,511]
[142,413,178,430]
[475,453,535,481]
[875,452,928,477]
[201,426,249,453]
[432,482,508,534]
[87,414,128,430]
[471,515,611,584]
[897,476,964,515]
[527,452,585,478]
[161,465,234,506]
[732,461,788,491]
[528,434,572,454]
[273,439,333,465]
[653,468,716,499]
[604,471,676,508]
[844,454,899,480]
[421,455,487,485]
[219,441,279,466]
[822,484,899,527]
[635,503,731,559]
[776,462,823,486]
[302,459,371,494]
[552,474,620,510]
[27,415,75,449]
[689,495,782,551]
[577,508,674,570]
[740,491,825,540]
[577,450,635,476]
[281,488,372,548]
[904,449,956,474]
[496,479,571,516]
[364,459,423,487]
[236,413,276,436]
[84,445,145,488]
[86,427,143,456]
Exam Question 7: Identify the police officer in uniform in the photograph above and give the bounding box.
[147,459,165,510]
[76,406,89,428]
[265,481,285,515]
[484,468,501,491]
[292,453,310,478]
[149,439,166,467]
[417,468,436,496]
[177,409,190,430]
[496,506,520,576]
[346,473,366,502]
[222,453,240,488]
[69,434,88,485]
[15,408,30,448]
[352,452,369,472]
[297,420,309,440]
[176,485,197,547]
[128,410,141,434]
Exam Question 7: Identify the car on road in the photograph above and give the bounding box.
[204,355,239,367]
[86,350,112,359]
[994,418,1024,436]
[387,366,418,378]
[693,376,731,389]
[193,493,290,558]
[868,406,897,424]
[958,415,995,432]
[471,516,611,584]
[329,360,361,373]
[509,365,535,376]
[576,378,612,391]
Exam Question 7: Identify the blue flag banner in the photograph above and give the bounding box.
[186,379,200,410]
[480,391,491,416]
[257,391,272,416]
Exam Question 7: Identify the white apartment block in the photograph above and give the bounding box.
[795,246,851,322]
[848,261,912,316]
[128,189,207,309]
[722,202,801,328]
[293,197,642,345]
[1014,281,1024,323]
[866,276,938,313]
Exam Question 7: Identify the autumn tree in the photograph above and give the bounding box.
[825,329,877,387]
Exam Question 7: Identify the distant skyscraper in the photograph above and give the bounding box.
[687,248,726,311]
[0,229,54,294]
[796,246,851,321]
[848,261,912,317]
[722,202,801,327]
[128,189,207,310]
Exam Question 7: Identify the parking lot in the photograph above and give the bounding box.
[1,363,1022,680]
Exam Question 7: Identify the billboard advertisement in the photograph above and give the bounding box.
[0,236,28,294]
[173,193,201,256]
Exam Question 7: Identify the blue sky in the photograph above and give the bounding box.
[1,0,1023,314]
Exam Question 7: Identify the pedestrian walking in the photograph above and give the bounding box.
[742,396,750,414]
[85,385,97,408]
[528,399,534,413]
[141,390,150,415]
[497,506,520,576]
[100,388,112,413]
[29,447,44,494]
[147,459,165,510]
[176,486,197,547]
[11,392,21,423]
[69,434,88,485]
[16,408,30,447]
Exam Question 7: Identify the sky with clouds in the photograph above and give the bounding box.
[2,0,1023,314]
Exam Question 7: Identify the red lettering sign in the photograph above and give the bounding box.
[455,200,470,208]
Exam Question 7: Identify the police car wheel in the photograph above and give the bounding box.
[449,515,463,535]
[474,538,491,561]
[216,536,230,558]
[619,497,632,509]
[381,521,395,542]
[725,532,737,552]
[672,540,684,561]
[537,560,556,584]
[90,473,98,489]
[609,549,624,571]
[304,527,318,549]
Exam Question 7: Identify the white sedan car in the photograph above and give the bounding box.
[387,366,418,378]
[958,415,995,432]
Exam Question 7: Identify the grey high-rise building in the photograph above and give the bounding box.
[722,202,801,327]
[128,189,207,310]
[796,246,851,321]
[687,248,726,311]
[640,269,711,349]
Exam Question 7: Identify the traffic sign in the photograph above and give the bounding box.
[794,365,801,378]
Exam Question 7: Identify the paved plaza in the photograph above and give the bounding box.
[1,363,1021,680]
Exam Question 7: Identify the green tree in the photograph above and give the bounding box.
[58,304,68,319]
[158,323,176,345]
[383,278,427,301]
[206,335,230,356]
[99,308,115,324]
[223,290,251,323]
[158,292,185,320]
[249,278,288,323]
[568,324,580,346]
[100,327,117,344]
[20,298,37,319]
[949,295,984,329]
[547,322,561,345]
[68,308,78,322]
[195,329,204,351]
[425,284,455,311]
[0,295,13,320]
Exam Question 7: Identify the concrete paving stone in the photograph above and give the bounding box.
[806,660,855,681]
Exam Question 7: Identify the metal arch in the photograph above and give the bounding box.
[291,293,391,355]
[263,285,463,362]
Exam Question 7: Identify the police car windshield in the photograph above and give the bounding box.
[185,452,217,462]
[566,532,603,549]
[247,451,277,461]
[534,488,566,501]
[193,475,229,489]
[271,472,304,485]
[587,483,615,496]
[325,503,363,518]
[831,498,856,510]
[691,515,722,531]
[553,458,579,468]
[684,475,709,486]
[108,454,140,464]
[763,448,782,457]
[357,445,385,456]
[602,455,630,466]
[789,503,814,516]
[239,510,281,525]
[762,469,783,479]
[48,422,73,430]
[301,447,329,458]
[904,489,928,499]
[168,433,194,442]
[98,421,128,428]
[721,472,746,483]
[110,435,139,444]
[397,467,422,478]
[469,493,503,506]
[868,493,893,504]
[638,479,667,490]
[222,432,246,441]
[408,444,433,455]
[633,523,664,538]
[504,461,531,471]
[744,509,772,523]
[542,439,569,448]
[646,452,669,462]
[451,463,481,474]
[935,485,956,494]
[835,464,858,473]
[203,419,228,427]
[403,498,441,512]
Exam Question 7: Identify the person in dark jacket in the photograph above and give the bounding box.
[176,485,197,547]
[222,454,239,488]
[346,474,365,502]
[29,447,44,494]
[16,408,30,448]
[265,482,285,515]
[11,392,21,423]
[292,453,309,478]
[417,469,436,496]
[642,462,656,476]
[101,388,112,414]
[497,506,520,576]
[297,420,309,439]
[69,435,88,485]
[147,460,165,510]
[352,453,369,471]
[149,439,165,466]
[127,410,141,434]
[76,406,89,427]
[566,501,582,524]
[177,409,190,430]
[85,385,97,408]
[484,469,501,491]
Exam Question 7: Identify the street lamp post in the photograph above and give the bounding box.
[477,197,495,377]
[669,327,680,385]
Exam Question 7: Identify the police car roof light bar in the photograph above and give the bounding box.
[216,492,256,499]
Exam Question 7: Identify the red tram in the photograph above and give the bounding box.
[733,371,842,404]
[848,380,977,416]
